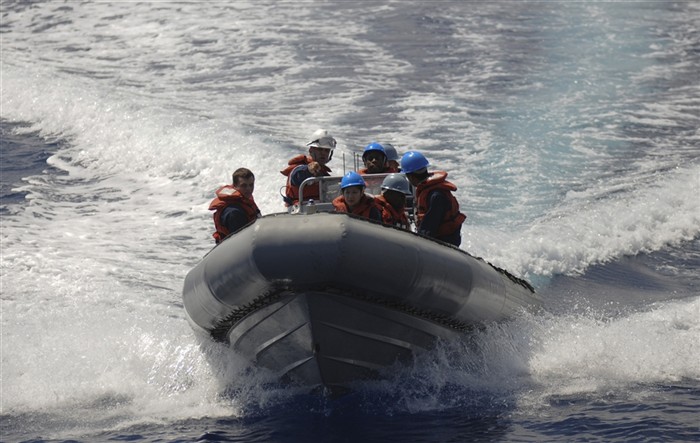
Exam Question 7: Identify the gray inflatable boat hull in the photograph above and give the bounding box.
[183,212,540,389]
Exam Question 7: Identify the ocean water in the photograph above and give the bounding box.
[1,1,699,442]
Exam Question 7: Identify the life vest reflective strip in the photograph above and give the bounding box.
[332,194,377,219]
[415,171,466,236]
[209,185,260,243]
[375,195,410,230]
[280,154,331,205]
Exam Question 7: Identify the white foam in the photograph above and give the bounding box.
[371,296,700,412]
[462,164,700,278]
[527,296,700,393]
[2,0,699,428]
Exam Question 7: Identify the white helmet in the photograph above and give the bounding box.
[381,173,411,195]
[306,129,337,150]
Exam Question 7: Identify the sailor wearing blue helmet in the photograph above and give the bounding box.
[332,171,382,222]
[401,151,466,246]
[359,142,396,174]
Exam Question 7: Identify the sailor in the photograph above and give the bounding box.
[280,129,336,206]
[358,142,398,175]
[332,171,382,222]
[209,167,261,244]
[401,151,466,246]
[382,143,402,172]
[375,173,411,230]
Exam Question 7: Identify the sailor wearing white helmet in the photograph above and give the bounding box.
[280,128,337,206]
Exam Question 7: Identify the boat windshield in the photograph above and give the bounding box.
[300,173,391,203]
[293,173,413,215]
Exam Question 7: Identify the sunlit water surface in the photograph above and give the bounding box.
[1,2,699,442]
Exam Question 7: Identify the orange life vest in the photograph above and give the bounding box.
[332,194,378,220]
[280,154,331,206]
[374,195,410,230]
[414,171,466,236]
[209,185,260,243]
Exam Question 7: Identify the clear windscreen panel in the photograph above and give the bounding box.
[296,173,413,216]
[360,174,390,197]
[318,177,342,203]
[316,173,391,202]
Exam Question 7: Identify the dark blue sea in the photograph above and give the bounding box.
[1,1,699,442]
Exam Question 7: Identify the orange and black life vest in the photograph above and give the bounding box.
[375,195,410,230]
[414,171,466,237]
[209,185,260,243]
[280,154,331,206]
[332,194,379,221]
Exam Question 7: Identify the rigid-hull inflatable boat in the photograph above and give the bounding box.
[183,180,540,390]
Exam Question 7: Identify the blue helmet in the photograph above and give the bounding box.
[400,151,429,174]
[362,142,386,160]
[340,171,366,189]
